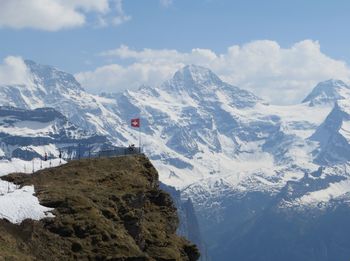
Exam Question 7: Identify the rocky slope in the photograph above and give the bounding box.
[0,155,199,261]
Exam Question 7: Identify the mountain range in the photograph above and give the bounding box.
[1,60,350,260]
[0,105,111,175]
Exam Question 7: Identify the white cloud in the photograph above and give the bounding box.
[59,0,110,12]
[160,0,173,7]
[0,56,32,86]
[75,62,178,93]
[77,40,350,104]
[0,0,130,31]
[109,0,131,26]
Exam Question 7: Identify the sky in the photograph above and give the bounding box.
[1,0,350,104]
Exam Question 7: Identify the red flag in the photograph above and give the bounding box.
[131,118,140,128]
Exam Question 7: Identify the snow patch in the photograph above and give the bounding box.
[0,180,54,224]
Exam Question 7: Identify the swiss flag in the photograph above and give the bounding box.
[131,118,140,128]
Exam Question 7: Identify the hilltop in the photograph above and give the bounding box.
[0,155,199,261]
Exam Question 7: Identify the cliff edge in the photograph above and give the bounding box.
[0,155,200,261]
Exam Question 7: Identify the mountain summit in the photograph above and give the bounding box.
[171,65,223,87]
[25,60,84,92]
[302,79,350,106]
[159,64,261,108]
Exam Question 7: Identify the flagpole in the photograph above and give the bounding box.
[139,116,141,153]
[131,117,142,153]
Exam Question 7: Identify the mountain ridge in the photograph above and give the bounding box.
[0,105,112,175]
[2,60,350,260]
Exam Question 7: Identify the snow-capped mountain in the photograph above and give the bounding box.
[0,106,111,175]
[302,79,350,106]
[2,60,350,260]
[116,69,350,260]
[0,60,128,139]
[2,60,349,207]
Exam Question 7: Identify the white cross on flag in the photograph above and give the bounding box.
[131,118,140,128]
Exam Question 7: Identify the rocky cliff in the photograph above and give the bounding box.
[160,183,209,261]
[0,155,200,261]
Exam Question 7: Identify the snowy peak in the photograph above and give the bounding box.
[161,65,225,95]
[172,65,223,86]
[157,64,261,108]
[0,60,121,138]
[0,60,88,110]
[302,79,350,106]
[24,60,84,92]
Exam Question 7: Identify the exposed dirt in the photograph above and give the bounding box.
[0,155,200,261]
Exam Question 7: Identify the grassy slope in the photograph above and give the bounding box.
[0,155,199,261]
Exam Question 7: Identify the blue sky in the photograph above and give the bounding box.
[1,0,349,72]
[1,0,350,104]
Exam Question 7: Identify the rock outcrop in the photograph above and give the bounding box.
[0,155,200,261]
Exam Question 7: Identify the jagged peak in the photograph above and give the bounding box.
[24,59,84,91]
[316,79,348,87]
[302,79,350,106]
[24,59,58,75]
[174,64,222,84]
[154,64,261,107]
[162,65,223,92]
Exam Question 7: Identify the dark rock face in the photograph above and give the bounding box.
[0,155,200,261]
[160,183,208,261]
[310,102,350,164]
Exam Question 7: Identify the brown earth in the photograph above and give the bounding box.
[0,155,200,261]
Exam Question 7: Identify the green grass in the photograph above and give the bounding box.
[0,155,199,261]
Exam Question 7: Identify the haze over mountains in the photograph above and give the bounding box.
[1,60,350,260]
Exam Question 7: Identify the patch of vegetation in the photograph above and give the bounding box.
[0,155,199,261]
